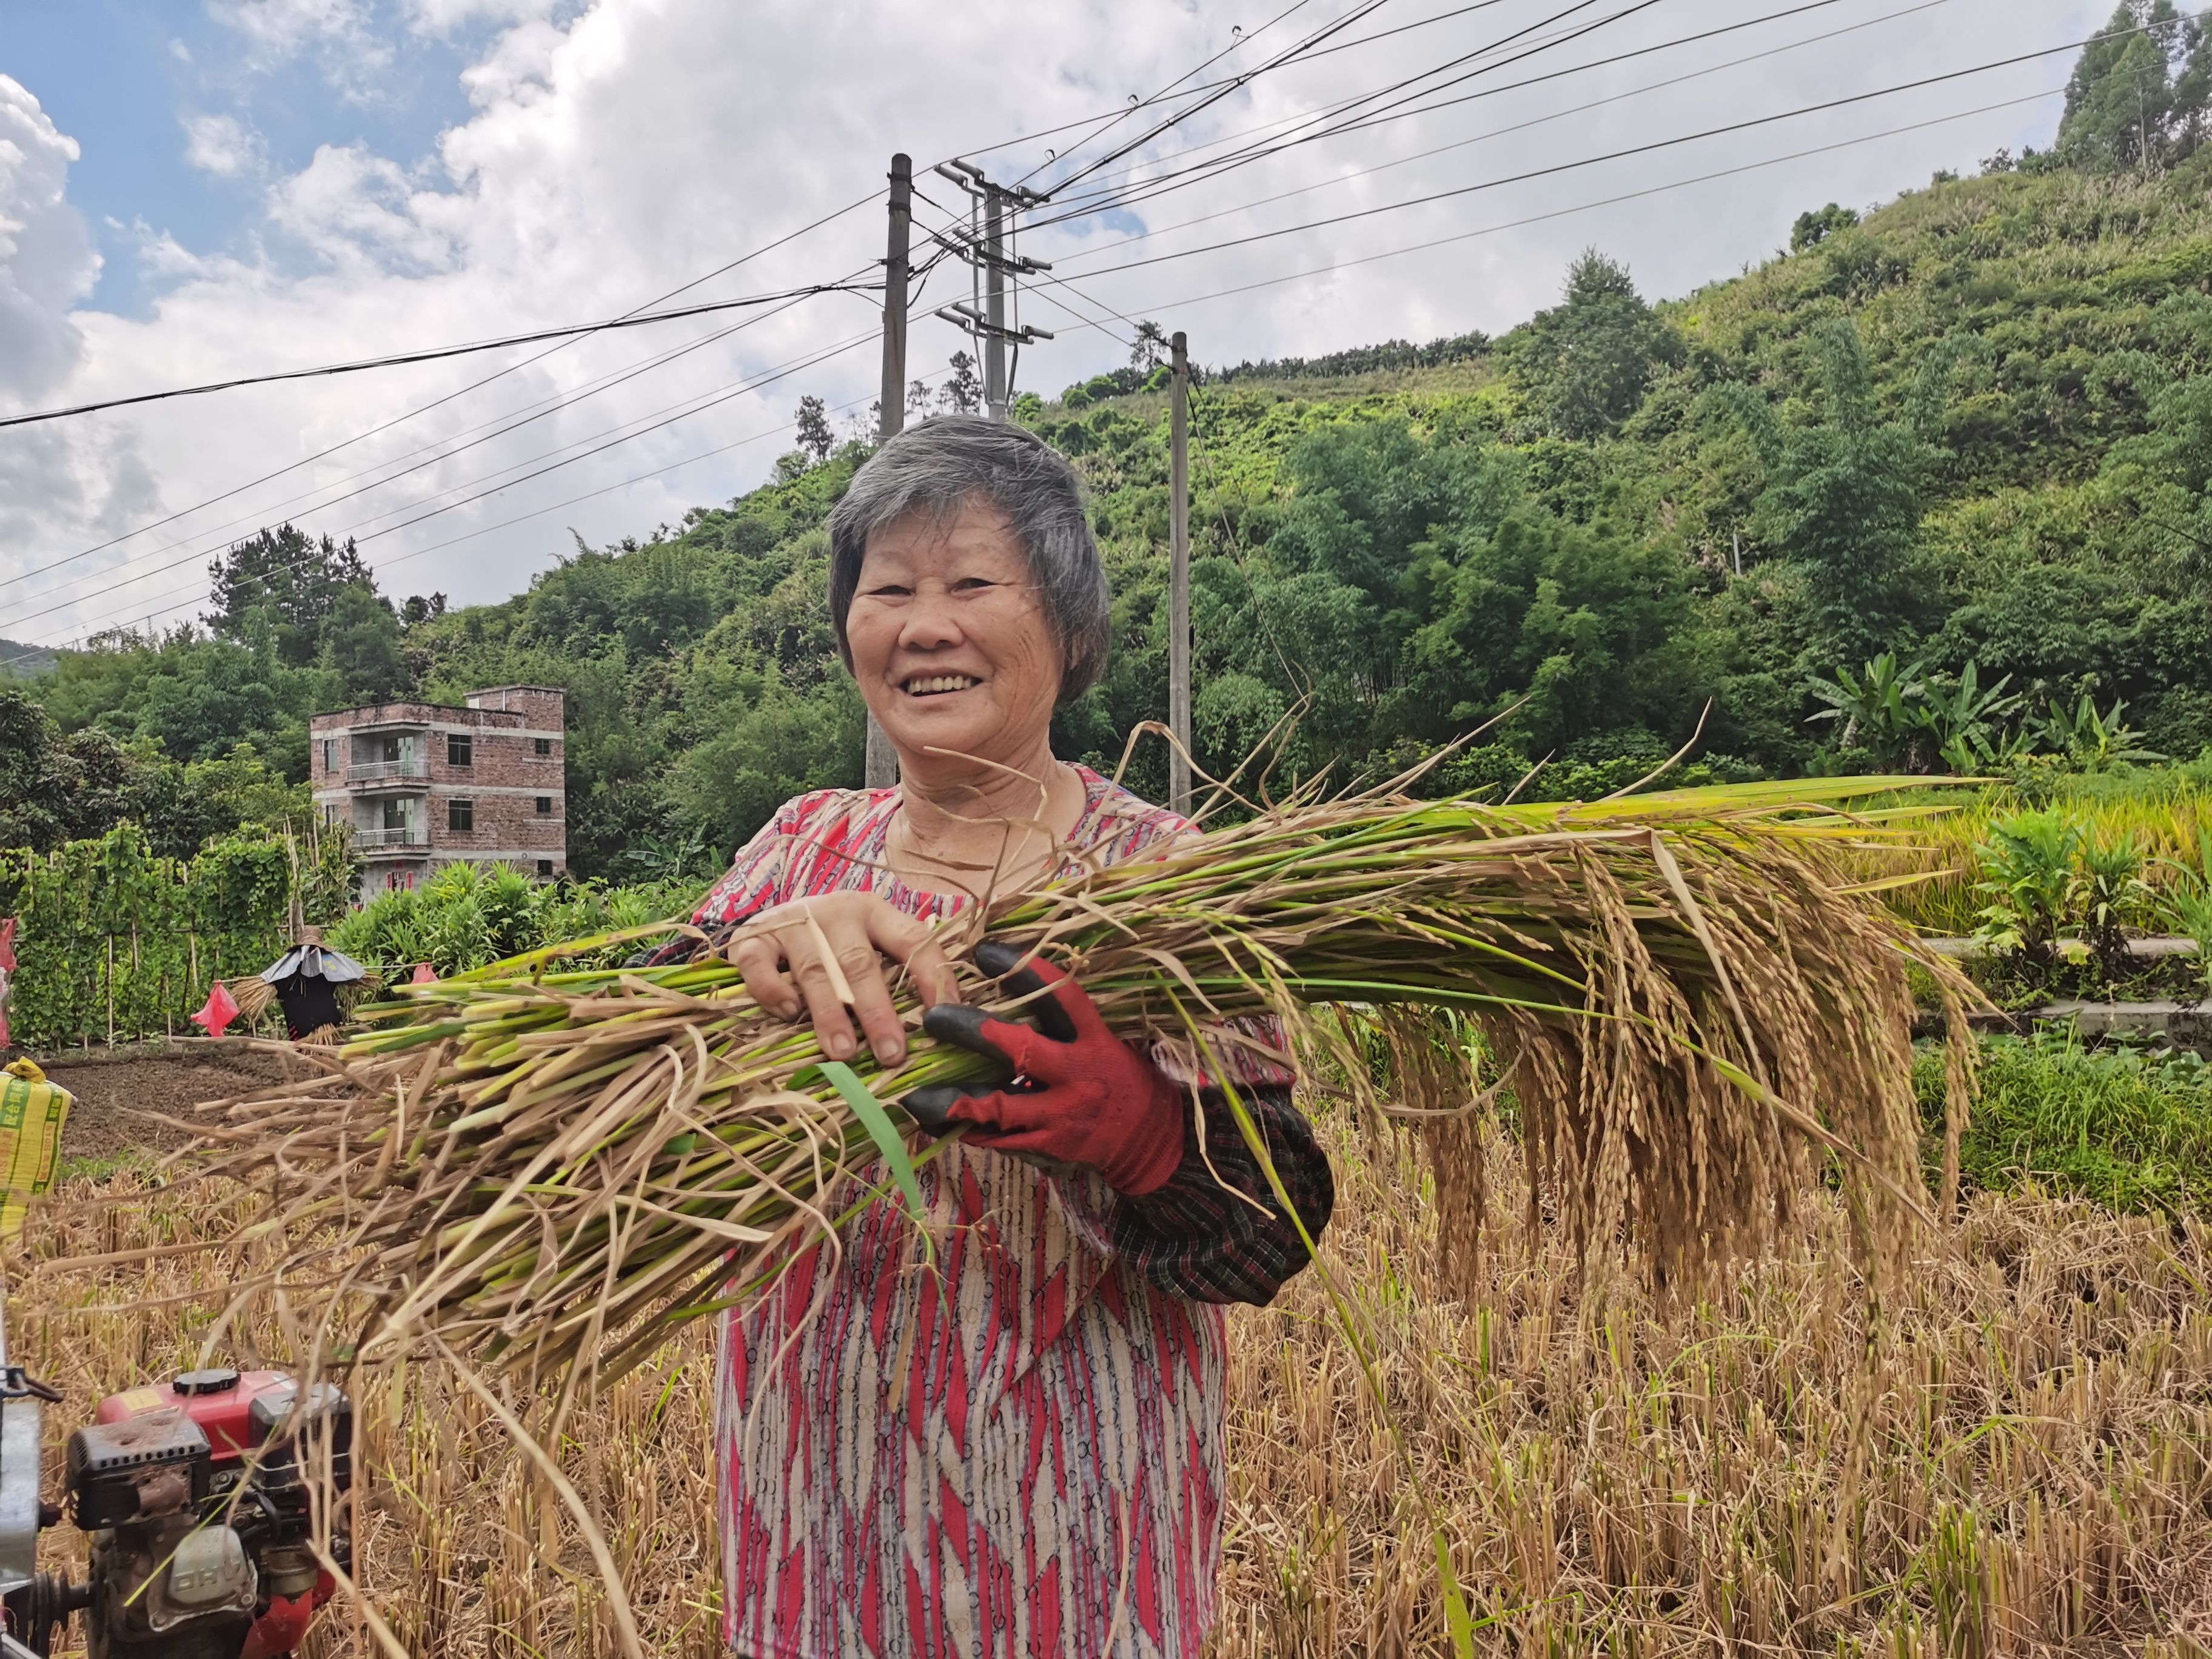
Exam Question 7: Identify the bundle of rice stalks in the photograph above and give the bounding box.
[177,779,1974,1384]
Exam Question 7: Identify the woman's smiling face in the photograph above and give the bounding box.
[846,495,1063,773]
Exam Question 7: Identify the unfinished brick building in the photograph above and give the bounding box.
[309,685,566,893]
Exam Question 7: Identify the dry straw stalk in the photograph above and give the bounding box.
[170,779,1973,1385]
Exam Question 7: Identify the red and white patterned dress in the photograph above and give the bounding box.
[694,767,1327,1659]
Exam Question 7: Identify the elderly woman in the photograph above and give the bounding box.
[686,415,1335,1658]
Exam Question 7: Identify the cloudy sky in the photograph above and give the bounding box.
[0,0,2103,652]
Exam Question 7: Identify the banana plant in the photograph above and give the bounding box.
[1806,652,1926,769]
[1908,659,2024,771]
[2033,692,2165,771]
[2078,833,2148,984]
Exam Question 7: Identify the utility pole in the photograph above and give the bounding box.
[865,155,912,791]
[931,163,1053,420]
[1168,330,1191,817]
[878,154,911,444]
[983,187,1008,418]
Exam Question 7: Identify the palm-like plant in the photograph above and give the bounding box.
[2156,828,2212,1000]
[2033,692,2165,771]
[2078,834,2148,983]
[1972,810,2086,970]
[1806,652,1925,768]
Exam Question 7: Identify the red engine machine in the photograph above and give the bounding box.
[0,1363,351,1659]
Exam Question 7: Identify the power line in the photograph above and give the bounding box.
[1,325,885,643]
[1028,0,1862,232]
[1041,85,2066,338]
[1022,27,2145,293]
[1,76,2063,665]
[0,187,893,594]
[0,280,879,432]
[1029,0,1662,230]
[1,283,850,611]
[2,1,2094,660]
[1002,0,1328,189]
[1037,0,1399,198]
[4,332,910,662]
[1051,0,1954,270]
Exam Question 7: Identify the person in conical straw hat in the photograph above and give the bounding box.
[672,415,1335,1658]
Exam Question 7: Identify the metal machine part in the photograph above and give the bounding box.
[0,1358,352,1659]
[0,1305,44,1597]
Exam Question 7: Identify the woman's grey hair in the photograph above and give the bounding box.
[827,415,1111,706]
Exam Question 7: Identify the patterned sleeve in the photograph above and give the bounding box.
[1113,1084,1334,1307]
[634,794,823,968]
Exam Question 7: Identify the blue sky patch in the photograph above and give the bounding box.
[2,0,509,315]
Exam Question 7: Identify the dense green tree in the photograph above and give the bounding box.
[320,586,409,705]
[2059,2,2207,169]
[794,395,834,466]
[1789,203,1859,250]
[939,351,982,415]
[0,686,304,855]
[1709,320,1934,671]
[1408,511,1697,752]
[205,525,375,665]
[1504,250,1683,440]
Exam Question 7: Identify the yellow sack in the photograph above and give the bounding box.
[0,1060,70,1240]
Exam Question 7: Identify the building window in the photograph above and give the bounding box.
[322,738,337,774]
[537,859,554,878]
[534,737,552,757]
[535,796,552,816]
[447,798,474,833]
[447,732,472,768]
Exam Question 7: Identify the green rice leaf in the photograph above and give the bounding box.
[817,1061,928,1226]
[1435,1529,1476,1658]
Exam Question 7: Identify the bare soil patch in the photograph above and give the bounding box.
[29,1044,298,1165]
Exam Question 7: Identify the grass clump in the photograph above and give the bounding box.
[1917,1029,2212,1214]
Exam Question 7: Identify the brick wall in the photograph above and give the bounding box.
[309,685,567,878]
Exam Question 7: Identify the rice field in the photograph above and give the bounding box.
[1868,769,2212,936]
[10,1098,2211,1657]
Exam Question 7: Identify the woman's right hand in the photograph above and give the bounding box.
[726,893,959,1070]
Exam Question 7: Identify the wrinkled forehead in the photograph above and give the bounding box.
[859,493,1030,576]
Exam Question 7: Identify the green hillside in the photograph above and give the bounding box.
[12,17,2212,877]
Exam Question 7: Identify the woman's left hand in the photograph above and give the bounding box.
[903,943,1186,1196]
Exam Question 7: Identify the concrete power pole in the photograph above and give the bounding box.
[1168,330,1191,817]
[983,186,1008,419]
[865,155,912,791]
[878,154,911,444]
[931,163,1051,420]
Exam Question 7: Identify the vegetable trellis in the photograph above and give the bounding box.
[186,779,1972,1385]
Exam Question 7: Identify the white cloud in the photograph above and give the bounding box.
[205,0,394,84]
[0,79,157,572]
[0,0,2117,648]
[272,144,457,271]
[401,0,566,36]
[0,75,96,398]
[181,111,268,177]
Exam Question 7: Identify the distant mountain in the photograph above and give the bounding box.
[0,640,55,679]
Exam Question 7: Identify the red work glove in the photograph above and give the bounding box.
[903,942,1186,1196]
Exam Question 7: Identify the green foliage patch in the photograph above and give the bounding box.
[1918,1030,2212,1215]
[0,824,351,1051]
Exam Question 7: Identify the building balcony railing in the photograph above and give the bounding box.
[347,759,430,786]
[355,827,429,851]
